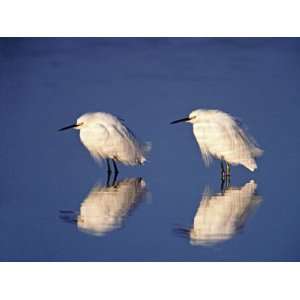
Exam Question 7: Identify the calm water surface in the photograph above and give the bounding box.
[0,38,299,261]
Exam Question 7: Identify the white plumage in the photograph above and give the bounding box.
[171,109,263,172]
[77,112,150,165]
[59,112,151,171]
[189,180,262,246]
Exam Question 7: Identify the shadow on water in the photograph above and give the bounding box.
[60,177,148,237]
[175,180,262,247]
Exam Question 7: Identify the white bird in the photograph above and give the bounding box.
[59,112,151,177]
[171,109,263,176]
[187,180,262,246]
[61,178,148,236]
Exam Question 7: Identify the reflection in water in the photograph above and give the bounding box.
[61,178,148,236]
[185,180,262,246]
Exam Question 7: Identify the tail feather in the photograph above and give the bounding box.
[139,141,151,165]
[252,146,263,158]
[243,159,258,172]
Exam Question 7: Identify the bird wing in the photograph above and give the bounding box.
[108,123,148,164]
[193,110,262,167]
[103,122,149,165]
[234,121,263,158]
[112,116,151,158]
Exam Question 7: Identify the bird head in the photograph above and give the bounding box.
[58,117,84,132]
[170,109,202,125]
[58,122,83,131]
[58,113,98,131]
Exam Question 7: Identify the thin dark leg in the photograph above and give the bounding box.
[221,176,231,193]
[226,175,231,188]
[112,159,119,175]
[106,159,112,174]
[221,160,225,180]
[221,178,225,193]
[111,173,118,186]
[111,159,119,185]
[106,159,112,186]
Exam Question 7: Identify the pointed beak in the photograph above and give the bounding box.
[170,117,191,124]
[58,123,80,131]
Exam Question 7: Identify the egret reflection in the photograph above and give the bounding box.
[60,177,148,236]
[179,180,262,246]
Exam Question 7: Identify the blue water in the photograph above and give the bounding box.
[0,38,299,261]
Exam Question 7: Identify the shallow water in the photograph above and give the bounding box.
[0,38,299,261]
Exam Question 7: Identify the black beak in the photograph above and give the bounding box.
[170,117,191,124]
[58,124,79,131]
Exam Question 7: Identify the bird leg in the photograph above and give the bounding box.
[226,162,231,177]
[226,174,231,188]
[106,174,111,187]
[221,160,226,180]
[112,159,119,174]
[112,159,119,185]
[106,159,112,186]
[220,172,231,193]
[221,177,225,193]
[111,174,118,187]
[106,159,112,174]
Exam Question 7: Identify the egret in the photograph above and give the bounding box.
[178,180,262,246]
[60,177,148,236]
[59,112,151,180]
[171,109,263,177]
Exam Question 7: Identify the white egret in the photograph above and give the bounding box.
[171,109,263,176]
[59,112,151,178]
[60,178,148,236]
[179,180,262,246]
